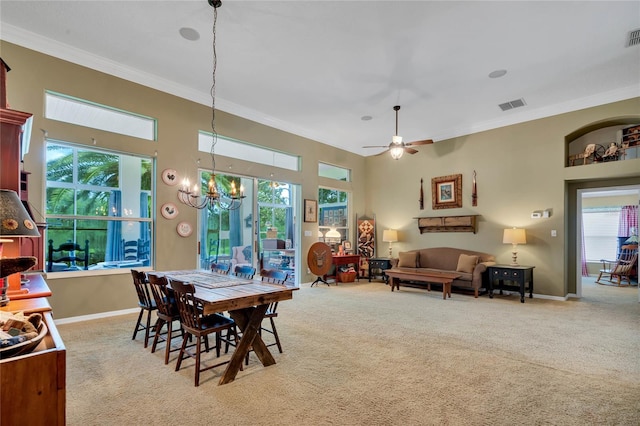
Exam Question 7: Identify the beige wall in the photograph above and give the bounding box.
[1,42,365,318]
[365,99,640,297]
[2,41,639,316]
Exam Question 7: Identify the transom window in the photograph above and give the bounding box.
[45,91,157,141]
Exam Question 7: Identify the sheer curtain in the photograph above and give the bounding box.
[618,205,638,240]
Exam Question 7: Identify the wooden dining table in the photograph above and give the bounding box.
[149,269,296,385]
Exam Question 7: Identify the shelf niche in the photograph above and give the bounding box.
[416,215,478,234]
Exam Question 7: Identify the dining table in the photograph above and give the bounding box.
[149,269,297,385]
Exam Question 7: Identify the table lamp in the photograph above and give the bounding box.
[0,189,41,293]
[382,229,398,258]
[503,227,526,266]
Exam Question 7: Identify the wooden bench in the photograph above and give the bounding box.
[385,269,461,300]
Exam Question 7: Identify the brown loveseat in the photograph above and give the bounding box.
[389,247,496,297]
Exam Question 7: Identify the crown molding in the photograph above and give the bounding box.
[3,23,638,156]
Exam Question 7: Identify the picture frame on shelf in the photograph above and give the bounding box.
[432,174,462,209]
[304,199,318,223]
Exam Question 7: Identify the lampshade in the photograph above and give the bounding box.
[325,228,341,239]
[503,228,526,245]
[0,189,40,238]
[382,229,398,243]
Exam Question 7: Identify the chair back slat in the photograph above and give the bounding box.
[131,270,154,308]
[211,262,231,275]
[260,269,288,285]
[148,274,176,317]
[170,278,205,330]
[234,265,256,279]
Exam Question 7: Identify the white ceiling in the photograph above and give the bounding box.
[1,1,639,157]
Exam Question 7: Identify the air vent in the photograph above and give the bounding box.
[627,28,640,47]
[499,98,527,111]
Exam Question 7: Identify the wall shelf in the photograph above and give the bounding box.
[415,215,478,234]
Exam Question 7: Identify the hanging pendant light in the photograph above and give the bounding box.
[178,0,245,211]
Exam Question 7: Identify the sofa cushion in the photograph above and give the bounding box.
[456,254,478,273]
[397,251,418,268]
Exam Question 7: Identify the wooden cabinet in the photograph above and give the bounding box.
[416,215,478,234]
[0,278,66,425]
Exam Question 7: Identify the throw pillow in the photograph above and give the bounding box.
[456,254,478,273]
[397,251,418,268]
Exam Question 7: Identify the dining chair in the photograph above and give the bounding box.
[148,273,183,364]
[210,262,231,275]
[131,269,157,348]
[233,265,256,279]
[170,278,238,387]
[259,269,288,354]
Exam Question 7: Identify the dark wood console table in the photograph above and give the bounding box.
[487,265,535,303]
[368,258,392,282]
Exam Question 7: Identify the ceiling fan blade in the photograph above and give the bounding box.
[405,139,434,146]
[373,149,390,156]
[362,145,389,149]
[404,147,419,155]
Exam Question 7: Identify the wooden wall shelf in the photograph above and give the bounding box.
[415,215,478,234]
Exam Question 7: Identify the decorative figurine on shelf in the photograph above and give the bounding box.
[602,142,618,161]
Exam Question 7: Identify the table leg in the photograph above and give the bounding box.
[221,304,272,385]
[489,279,495,298]
[520,280,525,303]
[443,282,451,299]
[390,277,397,291]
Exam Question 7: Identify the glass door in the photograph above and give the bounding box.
[198,172,299,284]
[198,172,255,271]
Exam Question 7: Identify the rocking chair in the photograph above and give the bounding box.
[596,244,638,287]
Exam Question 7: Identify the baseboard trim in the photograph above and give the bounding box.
[54,308,138,325]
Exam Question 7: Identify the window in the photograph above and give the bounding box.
[45,141,153,273]
[198,132,299,171]
[583,207,620,262]
[318,187,349,251]
[319,162,350,182]
[45,91,156,141]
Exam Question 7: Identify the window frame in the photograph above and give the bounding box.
[45,140,154,277]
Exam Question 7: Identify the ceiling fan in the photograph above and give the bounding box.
[363,105,433,159]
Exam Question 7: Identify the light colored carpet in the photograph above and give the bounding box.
[59,278,640,425]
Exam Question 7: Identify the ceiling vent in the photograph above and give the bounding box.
[499,98,527,111]
[627,28,640,47]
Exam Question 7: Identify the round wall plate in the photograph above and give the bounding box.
[160,202,178,219]
[161,168,178,186]
[176,221,193,237]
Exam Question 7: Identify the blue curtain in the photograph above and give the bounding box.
[229,207,242,250]
[139,193,150,243]
[286,207,294,247]
[105,190,123,261]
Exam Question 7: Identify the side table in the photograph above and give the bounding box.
[487,265,535,303]
[368,258,393,283]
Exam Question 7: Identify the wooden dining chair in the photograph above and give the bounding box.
[131,270,157,348]
[170,278,238,387]
[210,262,231,275]
[259,269,288,354]
[148,274,183,364]
[233,265,256,279]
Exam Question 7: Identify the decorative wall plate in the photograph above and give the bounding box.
[161,168,178,186]
[176,221,193,237]
[160,202,178,219]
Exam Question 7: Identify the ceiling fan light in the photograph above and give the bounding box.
[392,135,403,144]
[389,145,404,160]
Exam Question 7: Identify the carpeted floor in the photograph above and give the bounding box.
[59,277,640,425]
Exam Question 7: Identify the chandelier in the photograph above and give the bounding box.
[178,0,245,211]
